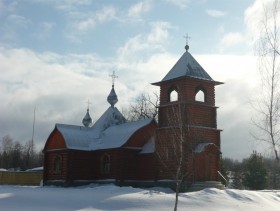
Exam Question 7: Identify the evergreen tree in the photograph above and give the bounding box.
[243,151,267,190]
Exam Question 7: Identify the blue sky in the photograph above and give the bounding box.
[1,0,253,55]
[0,0,276,160]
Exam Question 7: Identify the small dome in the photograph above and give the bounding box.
[82,108,92,127]
[107,85,118,107]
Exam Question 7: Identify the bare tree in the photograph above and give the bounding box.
[0,135,14,169]
[122,92,159,121]
[23,140,34,169]
[253,0,280,162]
[0,135,43,170]
[156,102,194,211]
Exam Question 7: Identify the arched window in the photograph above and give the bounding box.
[53,155,62,174]
[195,89,205,102]
[101,154,110,174]
[170,90,178,102]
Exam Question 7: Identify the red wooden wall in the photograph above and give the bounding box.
[44,122,158,183]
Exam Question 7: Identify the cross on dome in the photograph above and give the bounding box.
[82,99,93,127]
[107,71,119,107]
[109,71,118,87]
[86,99,92,110]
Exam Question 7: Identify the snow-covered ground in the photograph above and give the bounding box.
[0,184,280,211]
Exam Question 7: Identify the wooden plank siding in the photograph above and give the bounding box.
[44,129,66,150]
[124,121,157,148]
[0,171,42,185]
[44,151,68,181]
[43,121,158,184]
[137,153,158,180]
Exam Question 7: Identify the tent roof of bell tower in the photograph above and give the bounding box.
[152,45,223,86]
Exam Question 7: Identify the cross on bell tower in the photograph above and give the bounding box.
[184,33,191,51]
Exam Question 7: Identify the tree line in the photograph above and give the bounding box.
[0,135,43,171]
[222,151,280,190]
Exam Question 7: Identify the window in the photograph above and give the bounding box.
[195,90,205,102]
[170,90,178,102]
[53,155,62,174]
[101,154,110,174]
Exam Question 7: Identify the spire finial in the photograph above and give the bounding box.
[86,99,91,110]
[109,71,118,87]
[107,71,119,107]
[184,33,191,51]
[82,100,93,127]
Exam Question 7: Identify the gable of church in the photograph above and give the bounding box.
[44,128,66,151]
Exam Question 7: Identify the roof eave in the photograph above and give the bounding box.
[152,76,224,86]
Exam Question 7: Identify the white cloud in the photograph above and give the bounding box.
[0,0,4,12]
[219,32,244,51]
[206,9,226,17]
[165,0,190,9]
[147,22,170,43]
[74,18,96,31]
[96,6,116,23]
[0,14,30,43]
[244,0,266,40]
[117,21,171,62]
[0,0,18,14]
[128,0,152,18]
[30,0,92,12]
[0,48,116,148]
[0,46,167,148]
[64,34,82,44]
[245,0,280,42]
[197,54,260,159]
[33,22,56,40]
[71,6,116,32]
[7,14,30,27]
[217,24,225,33]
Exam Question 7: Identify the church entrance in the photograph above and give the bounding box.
[195,154,216,181]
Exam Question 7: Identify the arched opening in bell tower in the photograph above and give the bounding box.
[195,88,206,102]
[168,86,178,102]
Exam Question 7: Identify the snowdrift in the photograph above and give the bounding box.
[0,184,279,210]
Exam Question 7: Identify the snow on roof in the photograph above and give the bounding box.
[91,106,126,137]
[193,143,216,153]
[55,107,154,151]
[56,124,92,150]
[139,137,155,154]
[90,118,154,151]
[161,51,213,82]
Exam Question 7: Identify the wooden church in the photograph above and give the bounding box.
[43,43,223,190]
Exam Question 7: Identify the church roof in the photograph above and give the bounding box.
[91,106,126,136]
[107,86,118,107]
[54,107,154,151]
[82,108,92,127]
[153,48,222,85]
[89,118,154,151]
[47,74,155,152]
[162,50,213,82]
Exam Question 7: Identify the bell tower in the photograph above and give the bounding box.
[153,43,223,184]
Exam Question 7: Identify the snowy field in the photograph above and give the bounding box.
[0,184,280,211]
